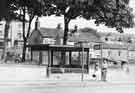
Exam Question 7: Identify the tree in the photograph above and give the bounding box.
[42,0,134,45]
[13,0,45,62]
[1,0,22,61]
[92,0,134,33]
[0,0,8,17]
[41,0,134,65]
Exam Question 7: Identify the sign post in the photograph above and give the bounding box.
[100,43,103,81]
[81,42,84,81]
[77,42,84,81]
[93,43,104,81]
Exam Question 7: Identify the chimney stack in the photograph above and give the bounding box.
[35,17,40,30]
[56,23,62,30]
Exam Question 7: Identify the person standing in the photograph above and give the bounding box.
[94,62,100,80]
[101,60,108,81]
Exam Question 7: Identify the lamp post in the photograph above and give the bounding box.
[77,41,84,81]
[100,43,104,81]
[81,42,84,81]
[93,43,103,81]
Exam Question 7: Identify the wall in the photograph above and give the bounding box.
[43,38,56,45]
[94,48,128,62]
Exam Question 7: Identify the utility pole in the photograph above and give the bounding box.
[100,43,103,81]
[81,42,84,81]
[10,24,12,47]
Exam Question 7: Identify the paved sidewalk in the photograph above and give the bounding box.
[0,63,135,85]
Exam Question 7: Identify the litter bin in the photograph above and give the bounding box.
[101,68,107,81]
[46,67,50,77]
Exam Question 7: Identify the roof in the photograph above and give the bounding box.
[26,44,89,52]
[69,28,102,43]
[32,27,101,43]
[94,43,135,50]
[98,32,135,43]
[102,43,127,50]
[38,28,63,38]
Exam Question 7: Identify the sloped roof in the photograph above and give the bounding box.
[101,42,135,50]
[34,27,101,43]
[69,28,102,43]
[39,28,63,38]
[102,43,127,50]
[98,32,135,43]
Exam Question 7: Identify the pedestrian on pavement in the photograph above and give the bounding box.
[101,60,108,81]
[121,61,130,73]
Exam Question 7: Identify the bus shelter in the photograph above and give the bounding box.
[26,44,89,77]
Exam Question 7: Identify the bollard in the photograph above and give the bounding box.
[46,67,50,78]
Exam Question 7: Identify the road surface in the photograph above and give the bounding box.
[0,82,135,93]
[0,64,134,93]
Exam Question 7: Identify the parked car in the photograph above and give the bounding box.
[5,52,22,63]
[14,54,22,63]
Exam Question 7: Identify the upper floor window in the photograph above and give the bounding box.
[18,23,22,28]
[43,38,55,45]
[127,37,132,43]
[118,50,121,56]
[118,37,122,42]
[108,50,111,56]
[0,30,2,35]
[105,37,108,41]
[0,42,4,46]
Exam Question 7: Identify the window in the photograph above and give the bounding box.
[127,38,132,43]
[18,23,22,28]
[118,51,121,56]
[17,32,22,39]
[118,37,122,42]
[105,37,108,41]
[0,42,4,46]
[0,30,2,35]
[108,50,111,56]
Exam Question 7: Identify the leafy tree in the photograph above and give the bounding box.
[12,0,45,61]
[41,0,134,65]
[6,0,133,63]
[1,0,22,61]
[0,0,8,17]
[42,0,134,45]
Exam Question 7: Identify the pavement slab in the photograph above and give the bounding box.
[0,63,135,84]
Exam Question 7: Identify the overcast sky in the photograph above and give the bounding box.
[31,0,135,34]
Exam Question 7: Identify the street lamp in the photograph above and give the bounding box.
[81,42,84,81]
[76,41,85,81]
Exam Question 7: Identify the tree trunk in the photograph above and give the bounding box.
[21,7,26,62]
[63,17,69,45]
[116,0,119,8]
[21,7,34,62]
[2,20,10,62]
[60,16,70,66]
[22,39,26,62]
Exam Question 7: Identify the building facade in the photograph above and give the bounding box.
[28,27,135,64]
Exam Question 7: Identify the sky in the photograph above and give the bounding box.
[31,0,135,34]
